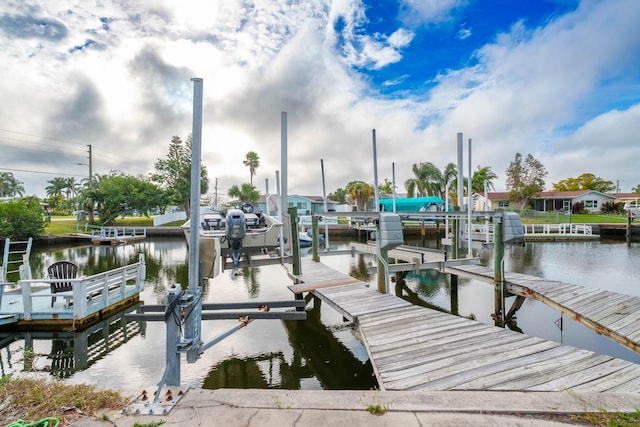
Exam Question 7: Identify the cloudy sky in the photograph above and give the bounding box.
[1,0,639,201]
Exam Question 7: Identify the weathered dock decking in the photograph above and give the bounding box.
[444,263,640,354]
[288,258,640,393]
[0,254,146,331]
[353,242,640,355]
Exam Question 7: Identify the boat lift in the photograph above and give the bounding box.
[125,79,306,414]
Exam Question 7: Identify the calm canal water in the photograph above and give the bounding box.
[1,236,639,391]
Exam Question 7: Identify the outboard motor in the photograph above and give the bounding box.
[225,209,247,269]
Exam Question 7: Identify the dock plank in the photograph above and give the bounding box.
[592,299,640,324]
[458,349,599,390]
[386,340,563,390]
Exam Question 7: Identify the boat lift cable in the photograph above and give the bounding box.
[164,287,182,322]
[180,291,203,324]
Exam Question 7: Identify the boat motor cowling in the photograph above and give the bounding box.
[225,209,247,241]
[225,209,247,269]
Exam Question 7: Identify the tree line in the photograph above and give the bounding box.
[1,143,639,239]
[328,153,637,211]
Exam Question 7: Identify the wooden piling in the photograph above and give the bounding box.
[627,210,632,247]
[493,215,504,327]
[288,207,301,275]
[450,274,459,316]
[312,215,320,262]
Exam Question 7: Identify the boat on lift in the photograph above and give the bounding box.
[182,202,283,275]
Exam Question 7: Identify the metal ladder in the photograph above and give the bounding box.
[1,237,33,283]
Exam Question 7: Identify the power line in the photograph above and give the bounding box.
[0,128,86,146]
[0,167,85,178]
[0,129,122,163]
[0,143,87,160]
[0,136,86,152]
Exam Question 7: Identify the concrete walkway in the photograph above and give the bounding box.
[70,389,640,426]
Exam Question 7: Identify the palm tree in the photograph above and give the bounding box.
[228,183,260,203]
[0,172,25,197]
[471,166,498,194]
[345,180,374,211]
[404,162,456,200]
[378,179,394,196]
[64,177,79,198]
[45,177,67,197]
[243,151,260,187]
[404,163,429,198]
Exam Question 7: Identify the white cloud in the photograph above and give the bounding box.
[399,0,467,24]
[456,25,472,40]
[420,0,640,191]
[0,0,639,199]
[546,105,640,190]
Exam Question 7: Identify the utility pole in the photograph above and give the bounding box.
[88,144,93,189]
[214,177,218,205]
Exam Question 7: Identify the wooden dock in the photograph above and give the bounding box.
[352,242,640,355]
[0,254,146,331]
[287,258,640,393]
[444,263,640,354]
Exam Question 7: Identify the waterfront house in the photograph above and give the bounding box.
[258,195,338,216]
[476,190,618,213]
[609,192,639,207]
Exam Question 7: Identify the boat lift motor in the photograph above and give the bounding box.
[377,213,404,293]
[503,212,526,247]
[225,209,247,268]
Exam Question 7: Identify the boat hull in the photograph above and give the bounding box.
[183,211,283,275]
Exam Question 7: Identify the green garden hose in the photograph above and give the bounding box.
[7,417,60,427]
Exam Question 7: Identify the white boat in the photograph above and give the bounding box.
[299,230,312,247]
[624,202,640,218]
[182,202,283,273]
[298,229,324,248]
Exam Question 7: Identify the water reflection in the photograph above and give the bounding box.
[0,238,377,390]
[0,306,141,378]
[281,299,376,390]
[349,254,372,282]
[237,267,261,297]
[201,300,376,390]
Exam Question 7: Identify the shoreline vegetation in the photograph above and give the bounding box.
[41,212,630,237]
[0,376,129,426]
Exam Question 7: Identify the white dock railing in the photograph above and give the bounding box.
[462,223,594,243]
[91,226,147,242]
[522,223,592,235]
[16,254,146,320]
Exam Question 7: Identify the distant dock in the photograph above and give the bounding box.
[75,226,147,245]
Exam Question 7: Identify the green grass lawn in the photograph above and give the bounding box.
[42,212,629,236]
[519,212,628,224]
